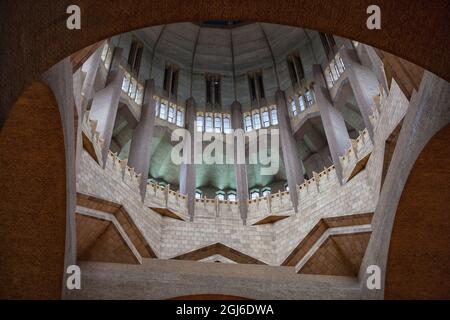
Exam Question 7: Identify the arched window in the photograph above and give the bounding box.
[298,95,306,112]
[262,187,271,197]
[305,90,314,106]
[270,107,278,125]
[244,114,253,132]
[159,101,168,119]
[250,189,260,200]
[335,53,345,73]
[154,97,160,116]
[223,116,231,133]
[135,84,144,105]
[205,115,213,133]
[261,109,270,127]
[122,73,131,92]
[129,78,138,100]
[214,114,222,133]
[176,109,184,127]
[216,191,225,201]
[227,191,237,202]
[252,111,261,129]
[196,113,204,132]
[290,99,298,116]
[195,189,203,199]
[284,183,289,192]
[167,105,176,123]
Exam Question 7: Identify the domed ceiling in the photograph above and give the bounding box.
[107,22,364,197]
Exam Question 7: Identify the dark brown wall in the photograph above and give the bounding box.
[385,125,450,299]
[0,82,66,299]
[1,0,449,128]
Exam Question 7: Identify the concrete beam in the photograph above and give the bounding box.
[275,90,304,212]
[231,101,249,224]
[340,41,380,140]
[89,47,125,166]
[313,64,351,182]
[179,97,196,221]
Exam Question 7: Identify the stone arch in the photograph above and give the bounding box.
[0,1,449,300]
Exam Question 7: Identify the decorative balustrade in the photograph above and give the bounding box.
[339,128,373,181]
[247,190,294,225]
[144,182,189,220]
[369,85,386,129]
[298,165,338,202]
[82,111,103,146]
[105,151,142,192]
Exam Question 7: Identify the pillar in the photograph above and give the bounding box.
[360,44,389,95]
[179,97,196,221]
[75,45,103,175]
[127,79,156,200]
[89,47,125,165]
[231,101,249,224]
[80,44,104,114]
[275,90,304,212]
[313,64,351,182]
[339,41,381,140]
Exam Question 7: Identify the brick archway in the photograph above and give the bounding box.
[385,125,450,299]
[0,1,449,300]
[0,81,67,299]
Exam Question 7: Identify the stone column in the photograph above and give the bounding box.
[89,47,125,166]
[275,90,304,212]
[179,97,196,221]
[313,64,351,182]
[360,44,389,95]
[75,46,103,175]
[127,80,156,200]
[231,101,249,224]
[80,44,104,114]
[339,41,381,140]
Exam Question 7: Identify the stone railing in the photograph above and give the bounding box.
[298,164,339,208]
[82,112,104,147]
[105,151,142,193]
[338,128,373,181]
[82,113,142,192]
[144,182,189,220]
[369,85,387,129]
[247,190,294,225]
[194,197,240,220]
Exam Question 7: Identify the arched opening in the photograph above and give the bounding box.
[0,3,448,300]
